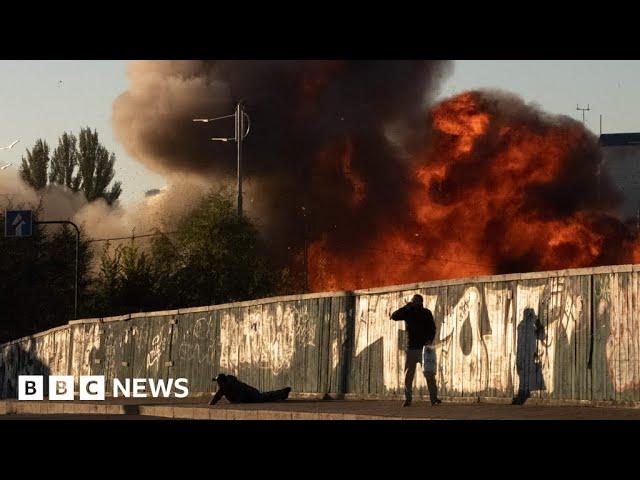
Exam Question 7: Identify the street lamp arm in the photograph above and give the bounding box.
[193,101,249,217]
[193,113,237,123]
[34,219,80,236]
[243,112,251,139]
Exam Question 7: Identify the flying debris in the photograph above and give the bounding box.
[0,139,19,151]
[0,163,12,170]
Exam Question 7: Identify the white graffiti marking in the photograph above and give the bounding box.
[146,335,163,368]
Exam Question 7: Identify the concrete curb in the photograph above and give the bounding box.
[0,401,428,420]
[2,401,130,416]
[137,405,426,420]
[341,394,640,409]
[4,394,640,420]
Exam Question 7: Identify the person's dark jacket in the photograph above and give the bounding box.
[210,375,260,404]
[391,303,436,349]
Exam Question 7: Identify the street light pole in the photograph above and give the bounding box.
[236,101,244,217]
[576,104,590,125]
[193,101,250,217]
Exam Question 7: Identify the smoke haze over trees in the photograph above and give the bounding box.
[0,186,283,343]
[88,191,278,317]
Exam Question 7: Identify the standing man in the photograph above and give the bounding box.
[391,294,442,406]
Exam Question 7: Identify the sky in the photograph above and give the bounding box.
[0,60,164,206]
[1,60,640,206]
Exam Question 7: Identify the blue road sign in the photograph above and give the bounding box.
[5,210,33,237]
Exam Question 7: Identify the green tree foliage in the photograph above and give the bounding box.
[94,241,121,311]
[89,190,278,316]
[150,191,276,308]
[90,240,156,316]
[77,128,122,205]
[49,132,81,191]
[19,139,50,190]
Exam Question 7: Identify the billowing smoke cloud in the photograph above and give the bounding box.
[113,61,452,176]
[0,169,208,258]
[112,61,638,292]
[310,90,636,289]
[112,60,454,268]
[0,168,129,239]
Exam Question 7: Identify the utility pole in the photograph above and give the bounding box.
[600,114,603,136]
[193,101,250,217]
[235,101,244,217]
[302,207,309,292]
[598,114,603,203]
[576,104,590,125]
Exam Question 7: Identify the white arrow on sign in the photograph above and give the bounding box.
[12,213,25,236]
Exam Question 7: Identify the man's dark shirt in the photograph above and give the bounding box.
[391,303,436,349]
[211,375,260,404]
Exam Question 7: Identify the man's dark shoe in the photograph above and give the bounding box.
[403,399,411,407]
[283,387,292,400]
[431,399,442,406]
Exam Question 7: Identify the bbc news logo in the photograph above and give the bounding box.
[18,376,189,400]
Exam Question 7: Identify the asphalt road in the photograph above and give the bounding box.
[201,400,640,419]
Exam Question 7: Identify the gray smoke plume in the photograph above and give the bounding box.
[112,61,454,264]
[0,169,208,256]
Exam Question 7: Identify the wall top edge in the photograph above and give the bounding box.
[0,324,70,348]
[2,263,639,346]
[56,291,354,328]
[352,264,638,295]
[68,317,102,325]
[129,310,179,319]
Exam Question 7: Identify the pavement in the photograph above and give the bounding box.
[3,397,640,420]
[0,414,169,420]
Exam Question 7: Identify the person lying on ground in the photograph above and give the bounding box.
[208,373,292,406]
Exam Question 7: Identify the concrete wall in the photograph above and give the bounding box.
[2,265,639,404]
[602,145,640,219]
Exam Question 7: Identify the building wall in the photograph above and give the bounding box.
[1,265,639,403]
[602,145,640,219]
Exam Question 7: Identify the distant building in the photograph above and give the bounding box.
[600,133,640,219]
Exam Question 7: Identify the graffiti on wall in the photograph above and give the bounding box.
[1,270,639,401]
[219,302,316,376]
[601,274,640,395]
[355,278,590,400]
[176,316,215,364]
